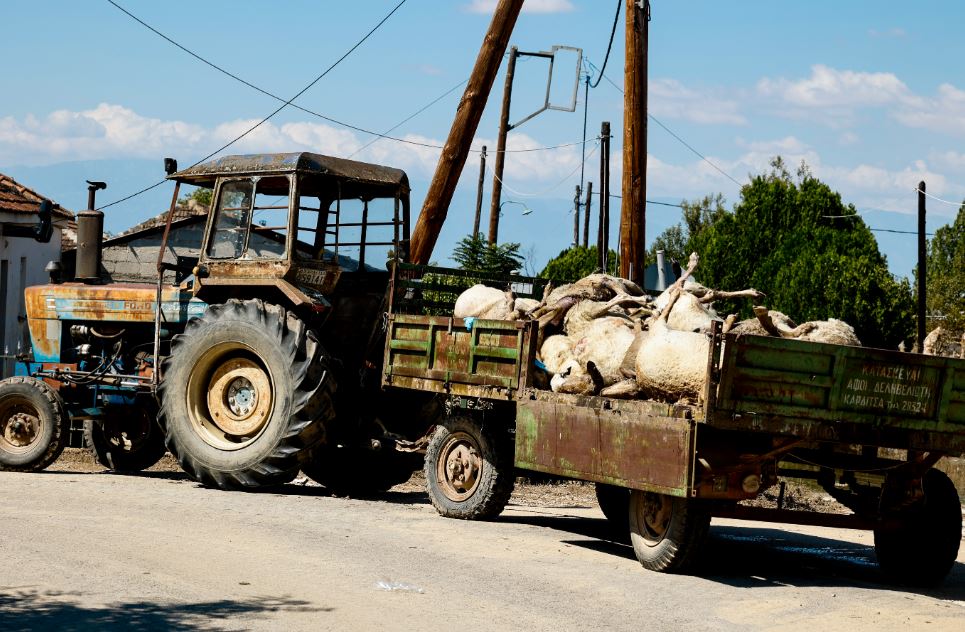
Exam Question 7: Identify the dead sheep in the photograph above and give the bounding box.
[453,284,515,320]
[634,318,709,400]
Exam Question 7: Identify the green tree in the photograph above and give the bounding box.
[539,245,619,281]
[451,233,524,275]
[179,187,212,208]
[647,193,727,264]
[924,202,965,334]
[693,158,914,349]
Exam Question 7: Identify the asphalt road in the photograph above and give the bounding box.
[1,469,963,632]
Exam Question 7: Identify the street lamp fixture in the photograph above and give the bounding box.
[500,200,532,216]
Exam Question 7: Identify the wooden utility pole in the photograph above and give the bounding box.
[597,121,611,271]
[473,146,487,237]
[573,184,581,246]
[409,0,524,264]
[582,181,593,248]
[917,181,927,352]
[620,0,649,282]
[488,46,520,245]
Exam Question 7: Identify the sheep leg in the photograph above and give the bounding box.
[590,294,654,319]
[698,288,766,304]
[721,313,738,334]
[753,306,783,337]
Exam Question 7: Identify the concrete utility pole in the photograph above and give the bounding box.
[488,46,520,244]
[918,181,927,352]
[409,0,524,264]
[620,0,649,282]
[473,146,487,237]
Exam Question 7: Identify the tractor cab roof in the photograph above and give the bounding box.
[168,152,410,199]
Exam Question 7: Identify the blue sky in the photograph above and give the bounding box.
[2,0,964,278]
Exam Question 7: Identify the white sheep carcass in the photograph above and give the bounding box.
[634,319,710,400]
[453,284,515,320]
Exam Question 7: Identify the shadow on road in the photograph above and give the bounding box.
[0,588,330,631]
[500,510,965,598]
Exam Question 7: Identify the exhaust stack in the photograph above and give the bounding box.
[75,180,106,283]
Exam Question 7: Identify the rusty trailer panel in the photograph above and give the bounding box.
[514,390,695,497]
[382,314,536,399]
[712,334,965,454]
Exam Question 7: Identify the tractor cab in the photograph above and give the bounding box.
[166,152,411,310]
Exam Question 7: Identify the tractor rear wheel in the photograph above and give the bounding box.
[159,300,335,490]
[84,398,166,472]
[0,376,69,472]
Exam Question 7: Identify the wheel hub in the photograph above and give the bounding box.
[205,357,272,438]
[641,493,672,543]
[437,434,482,502]
[3,411,40,448]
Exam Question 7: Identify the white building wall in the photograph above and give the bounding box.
[0,211,64,377]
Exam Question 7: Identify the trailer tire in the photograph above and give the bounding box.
[0,376,69,472]
[874,468,962,586]
[596,483,631,531]
[159,299,335,490]
[84,399,167,472]
[629,489,710,572]
[424,415,514,520]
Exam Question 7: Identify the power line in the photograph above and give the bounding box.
[588,0,622,89]
[348,78,468,158]
[100,0,407,210]
[107,1,585,157]
[916,187,963,207]
[487,140,602,198]
[586,59,744,189]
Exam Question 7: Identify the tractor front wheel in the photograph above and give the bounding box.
[0,376,69,472]
[84,398,166,472]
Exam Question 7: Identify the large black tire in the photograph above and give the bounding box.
[424,415,514,520]
[596,483,631,529]
[302,444,420,496]
[629,489,711,572]
[0,376,69,472]
[84,398,167,472]
[874,468,962,586]
[159,299,335,490]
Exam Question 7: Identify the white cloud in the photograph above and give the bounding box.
[649,79,746,126]
[893,83,965,135]
[464,0,574,14]
[757,64,911,109]
[0,103,585,190]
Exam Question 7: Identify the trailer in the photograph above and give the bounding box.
[382,264,965,585]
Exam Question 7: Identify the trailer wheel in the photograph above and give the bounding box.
[596,483,631,531]
[0,376,69,472]
[424,415,514,520]
[629,489,710,572]
[84,399,166,472]
[874,468,962,586]
[159,300,335,490]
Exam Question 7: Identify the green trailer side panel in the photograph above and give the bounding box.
[715,335,965,438]
[515,393,694,497]
[382,314,535,398]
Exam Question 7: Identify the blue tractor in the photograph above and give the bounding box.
[0,153,427,491]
